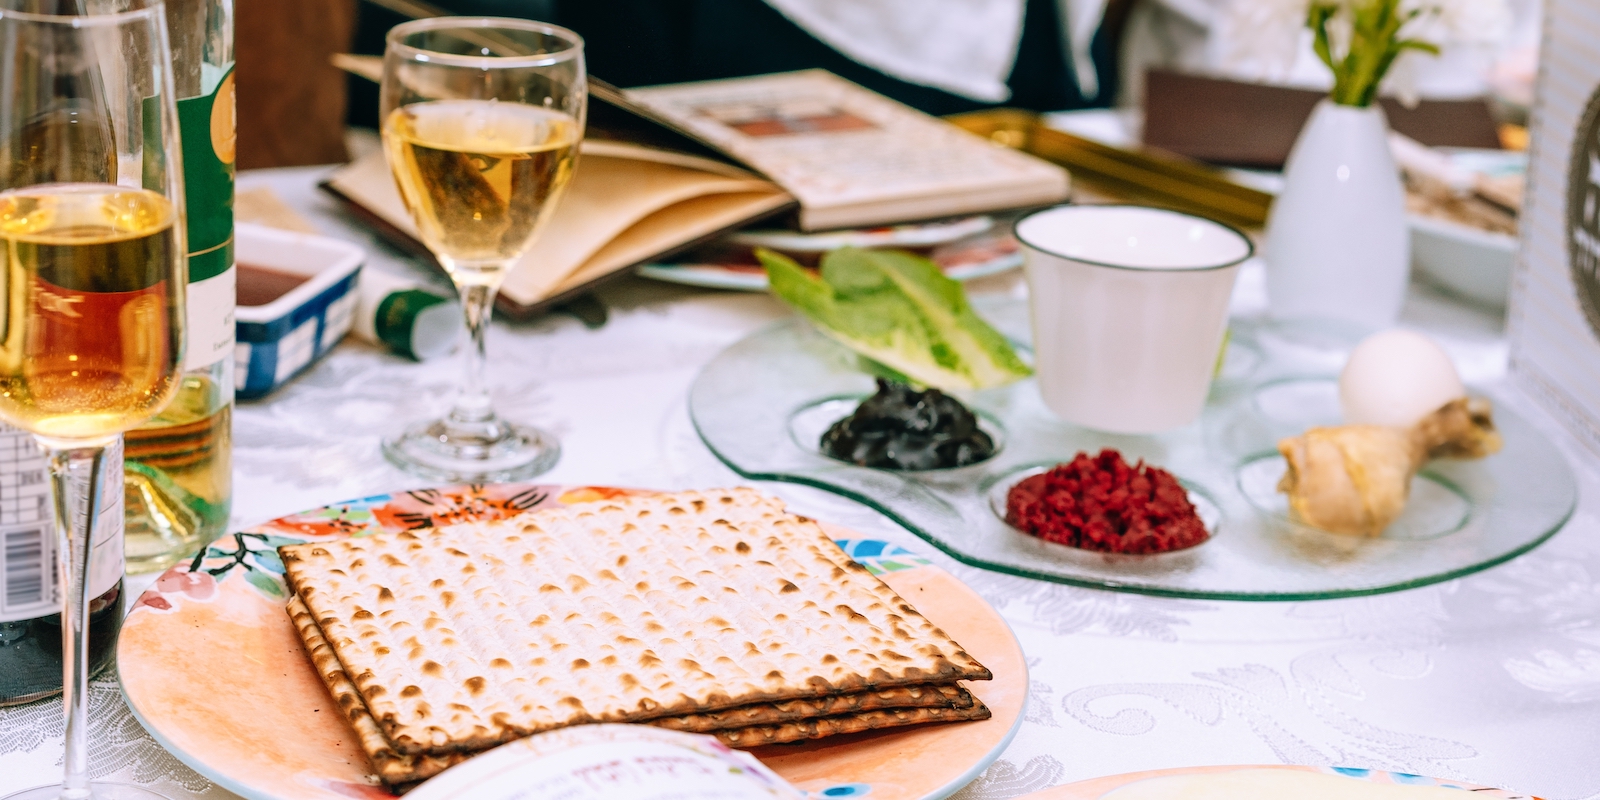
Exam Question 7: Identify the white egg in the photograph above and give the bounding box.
[1340,329,1465,427]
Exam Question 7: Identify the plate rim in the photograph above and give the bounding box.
[697,413,1577,603]
[118,483,1028,800]
[119,683,277,800]
[1011,763,1538,799]
[636,250,1023,291]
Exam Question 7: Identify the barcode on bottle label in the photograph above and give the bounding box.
[0,426,121,622]
[0,425,57,622]
[1,527,51,616]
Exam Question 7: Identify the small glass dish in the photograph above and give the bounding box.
[981,463,1223,575]
[688,299,1577,600]
[1236,454,1472,542]
[789,394,1007,481]
[985,464,1223,542]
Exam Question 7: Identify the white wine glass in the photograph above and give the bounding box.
[0,2,186,800]
[379,17,584,481]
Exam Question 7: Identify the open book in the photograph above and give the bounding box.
[324,140,792,316]
[326,64,1070,316]
[620,70,1070,230]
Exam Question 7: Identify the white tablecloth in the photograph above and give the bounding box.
[2,163,1598,800]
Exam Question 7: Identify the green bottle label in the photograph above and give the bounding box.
[177,65,236,284]
[177,65,237,373]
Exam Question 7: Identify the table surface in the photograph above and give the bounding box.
[2,160,1598,800]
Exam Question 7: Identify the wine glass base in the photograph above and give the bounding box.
[382,419,561,483]
[2,782,174,800]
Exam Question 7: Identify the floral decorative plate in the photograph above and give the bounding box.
[117,484,1027,800]
[1016,765,1539,799]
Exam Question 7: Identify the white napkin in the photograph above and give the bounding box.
[761,0,1114,102]
[761,0,1025,102]
[1061,0,1110,97]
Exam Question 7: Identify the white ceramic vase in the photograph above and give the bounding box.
[1265,99,1410,328]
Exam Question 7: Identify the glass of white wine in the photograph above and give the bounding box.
[0,2,185,800]
[379,17,585,481]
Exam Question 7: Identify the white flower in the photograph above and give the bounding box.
[1391,0,1512,105]
[1214,0,1310,80]
[1416,0,1513,46]
[1217,0,1511,77]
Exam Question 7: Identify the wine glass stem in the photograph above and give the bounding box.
[44,440,112,800]
[450,272,503,427]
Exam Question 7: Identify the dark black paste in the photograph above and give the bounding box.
[820,379,995,470]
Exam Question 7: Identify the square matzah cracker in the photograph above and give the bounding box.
[281,488,990,756]
[290,594,985,786]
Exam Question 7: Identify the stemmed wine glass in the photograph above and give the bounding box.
[378,17,585,481]
[0,2,186,799]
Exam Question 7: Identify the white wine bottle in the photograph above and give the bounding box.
[124,0,235,574]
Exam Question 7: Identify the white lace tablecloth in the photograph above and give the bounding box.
[3,164,1599,800]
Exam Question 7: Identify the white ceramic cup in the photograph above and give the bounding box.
[1016,205,1253,434]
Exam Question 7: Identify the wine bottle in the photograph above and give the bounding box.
[0,7,130,705]
[0,426,126,707]
[124,0,235,573]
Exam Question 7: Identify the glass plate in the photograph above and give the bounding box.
[688,300,1577,600]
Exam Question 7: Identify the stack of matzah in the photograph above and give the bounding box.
[280,488,993,788]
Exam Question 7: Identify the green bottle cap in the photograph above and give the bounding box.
[374,289,460,361]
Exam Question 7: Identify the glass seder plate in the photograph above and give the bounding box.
[688,300,1577,600]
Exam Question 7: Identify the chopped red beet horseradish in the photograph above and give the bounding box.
[1004,449,1208,554]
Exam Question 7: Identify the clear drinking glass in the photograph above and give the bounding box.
[0,2,187,799]
[378,17,585,481]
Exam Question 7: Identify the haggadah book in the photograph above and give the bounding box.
[1507,0,1600,452]
[626,70,1070,231]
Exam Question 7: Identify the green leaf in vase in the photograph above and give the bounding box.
[760,246,1031,390]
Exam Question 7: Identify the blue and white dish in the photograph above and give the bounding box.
[234,222,363,399]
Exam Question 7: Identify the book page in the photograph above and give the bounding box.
[625,70,1069,229]
[323,148,789,305]
[548,191,795,296]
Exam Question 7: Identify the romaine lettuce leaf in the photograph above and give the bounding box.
[760,246,1031,390]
